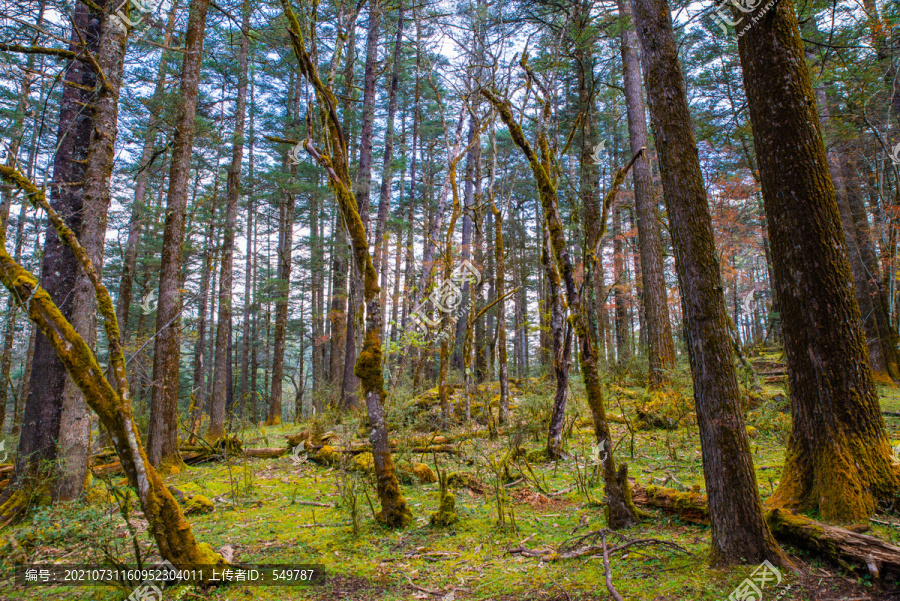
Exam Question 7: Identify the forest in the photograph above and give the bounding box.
[0,0,899,598]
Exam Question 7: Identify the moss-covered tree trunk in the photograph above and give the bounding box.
[148,0,211,469]
[617,0,675,387]
[0,164,225,571]
[734,0,900,522]
[542,221,572,459]
[629,0,784,566]
[280,0,411,527]
[482,88,639,529]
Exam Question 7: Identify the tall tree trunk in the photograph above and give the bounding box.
[209,0,251,439]
[11,0,97,495]
[117,0,181,336]
[57,1,129,501]
[613,205,631,365]
[268,168,296,426]
[630,0,784,566]
[240,72,256,418]
[494,203,510,425]
[343,0,382,410]
[148,0,212,469]
[617,0,676,385]
[735,0,900,521]
[189,199,215,442]
[543,220,572,458]
[372,4,404,284]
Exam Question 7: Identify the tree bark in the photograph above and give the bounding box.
[57,1,129,501]
[629,0,784,565]
[13,0,96,494]
[240,72,256,419]
[734,0,900,522]
[543,220,572,458]
[209,0,251,439]
[116,0,181,336]
[148,0,212,469]
[617,0,676,386]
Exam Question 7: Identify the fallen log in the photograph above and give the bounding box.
[632,484,709,525]
[244,448,290,459]
[307,443,458,456]
[633,484,900,583]
[409,445,457,454]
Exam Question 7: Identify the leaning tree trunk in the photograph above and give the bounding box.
[734,0,900,522]
[281,0,411,527]
[629,0,784,566]
[482,88,639,530]
[209,0,251,439]
[617,0,676,387]
[0,165,225,571]
[148,0,212,469]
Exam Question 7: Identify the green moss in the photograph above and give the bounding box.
[184,494,215,515]
[430,492,458,527]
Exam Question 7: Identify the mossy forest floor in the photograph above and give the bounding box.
[3,357,900,600]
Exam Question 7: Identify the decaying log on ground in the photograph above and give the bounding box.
[632,484,709,524]
[633,484,900,582]
[244,448,290,459]
[767,508,900,582]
